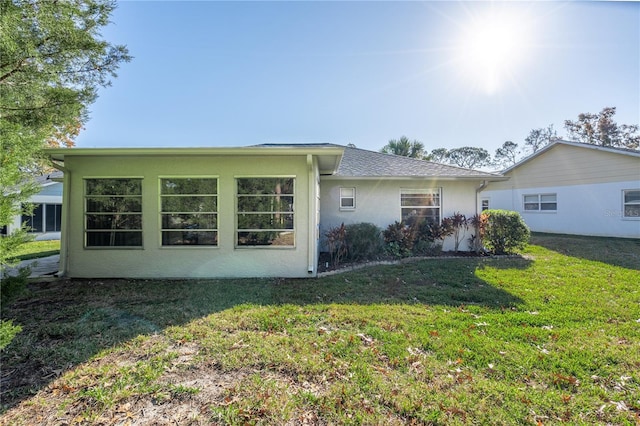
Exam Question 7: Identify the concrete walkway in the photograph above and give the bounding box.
[1,255,60,279]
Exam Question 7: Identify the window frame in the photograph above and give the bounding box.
[523,193,557,213]
[159,176,219,247]
[235,176,296,248]
[84,177,143,249]
[339,187,356,210]
[622,189,640,220]
[481,198,490,212]
[400,188,441,225]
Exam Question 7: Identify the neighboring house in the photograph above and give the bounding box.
[481,140,640,239]
[3,171,64,240]
[45,144,505,279]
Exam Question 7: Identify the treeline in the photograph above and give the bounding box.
[379,107,640,171]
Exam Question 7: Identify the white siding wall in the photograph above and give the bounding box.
[62,155,316,278]
[483,180,640,238]
[319,179,482,251]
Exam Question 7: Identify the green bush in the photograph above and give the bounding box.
[0,267,30,306]
[482,210,530,254]
[383,221,415,258]
[344,223,384,261]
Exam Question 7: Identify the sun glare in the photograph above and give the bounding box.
[455,10,532,94]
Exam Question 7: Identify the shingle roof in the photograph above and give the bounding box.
[34,170,63,185]
[335,146,502,179]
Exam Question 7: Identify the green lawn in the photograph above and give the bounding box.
[1,234,638,424]
[10,239,60,261]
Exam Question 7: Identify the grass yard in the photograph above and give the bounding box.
[0,234,639,425]
[9,240,60,261]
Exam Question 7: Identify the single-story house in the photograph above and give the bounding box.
[46,144,506,278]
[3,171,64,240]
[481,140,640,238]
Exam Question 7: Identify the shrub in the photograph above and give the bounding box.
[383,221,415,258]
[482,209,530,254]
[467,213,488,254]
[344,223,384,261]
[449,212,468,252]
[0,266,30,306]
[324,223,347,267]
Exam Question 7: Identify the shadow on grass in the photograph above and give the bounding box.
[531,232,640,271]
[0,256,528,411]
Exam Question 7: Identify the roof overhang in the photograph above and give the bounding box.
[321,175,509,182]
[45,146,345,175]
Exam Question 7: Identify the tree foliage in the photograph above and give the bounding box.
[523,124,557,155]
[564,107,639,149]
[380,136,425,159]
[1,0,130,270]
[493,140,520,169]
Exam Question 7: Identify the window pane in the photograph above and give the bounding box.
[86,197,142,213]
[238,213,294,230]
[524,203,539,211]
[401,194,439,207]
[161,178,217,195]
[162,213,217,230]
[237,231,295,246]
[22,204,44,232]
[540,194,557,202]
[624,205,640,218]
[540,203,557,211]
[86,179,141,196]
[340,188,354,197]
[45,204,62,232]
[341,198,354,208]
[237,178,294,195]
[523,195,539,203]
[401,208,439,224]
[161,196,217,213]
[162,231,217,246]
[624,190,640,204]
[86,231,142,247]
[237,196,294,213]
[86,214,142,230]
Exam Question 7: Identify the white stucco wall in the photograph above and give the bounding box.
[482,180,640,238]
[62,155,318,278]
[319,178,483,251]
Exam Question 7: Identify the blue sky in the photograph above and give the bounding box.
[76,1,640,155]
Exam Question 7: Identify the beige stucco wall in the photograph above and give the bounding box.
[62,155,316,278]
[319,178,483,251]
[488,144,640,191]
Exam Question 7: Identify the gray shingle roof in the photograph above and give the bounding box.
[336,146,502,179]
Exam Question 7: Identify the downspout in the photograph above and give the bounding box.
[51,162,69,277]
[476,180,488,216]
[307,154,316,275]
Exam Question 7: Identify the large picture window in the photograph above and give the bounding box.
[85,178,142,247]
[524,194,557,212]
[160,178,218,246]
[236,177,295,247]
[623,189,640,219]
[400,188,441,224]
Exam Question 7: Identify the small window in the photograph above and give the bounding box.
[85,178,143,247]
[160,178,218,246]
[400,188,441,224]
[623,189,640,219]
[524,194,557,212]
[340,187,356,210]
[236,177,295,247]
[481,198,490,211]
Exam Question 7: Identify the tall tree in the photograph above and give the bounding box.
[428,148,449,163]
[445,146,492,169]
[380,136,425,159]
[564,107,639,149]
[494,140,520,169]
[1,0,131,271]
[523,124,557,155]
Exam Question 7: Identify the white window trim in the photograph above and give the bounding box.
[400,187,442,223]
[235,176,296,249]
[339,187,356,211]
[83,177,144,249]
[622,188,640,220]
[523,193,557,213]
[158,176,219,248]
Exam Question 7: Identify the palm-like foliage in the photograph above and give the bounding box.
[380,136,425,159]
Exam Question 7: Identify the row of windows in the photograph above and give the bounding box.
[84,177,295,248]
[341,187,443,224]
[22,204,62,233]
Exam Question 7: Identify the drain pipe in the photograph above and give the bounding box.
[51,162,69,277]
[475,180,488,216]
